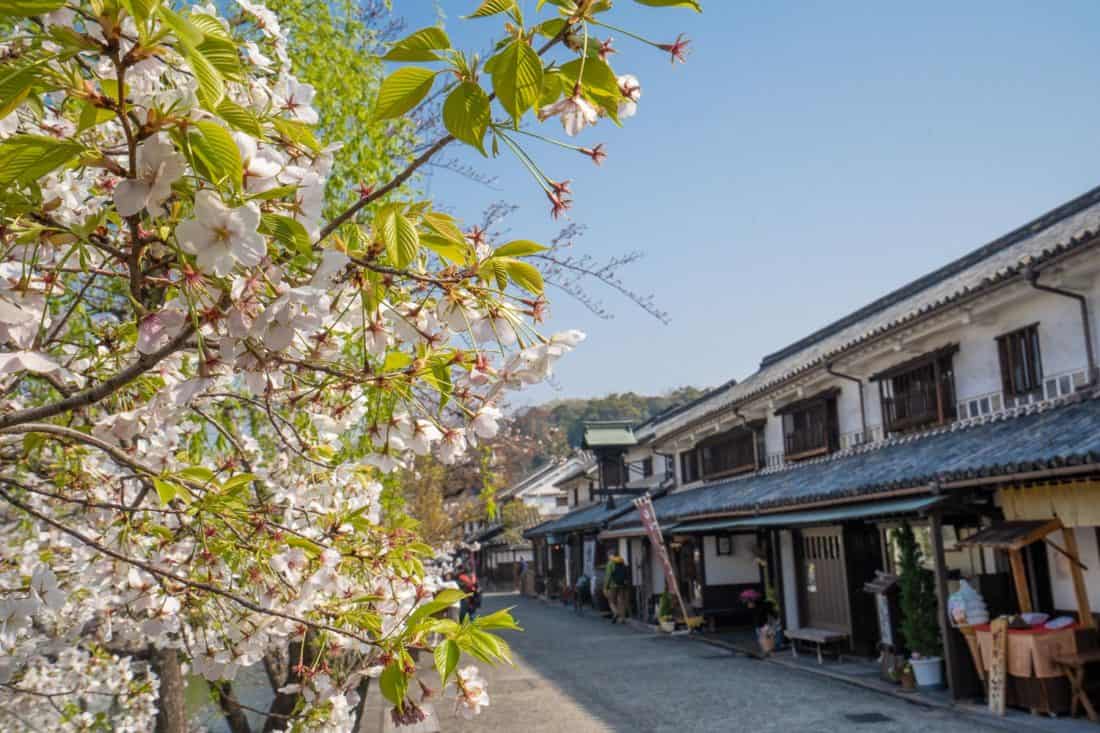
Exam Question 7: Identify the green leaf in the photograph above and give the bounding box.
[0,63,37,119]
[375,67,436,120]
[383,26,451,62]
[0,0,65,16]
[559,56,621,120]
[0,134,83,187]
[379,662,408,707]
[157,5,204,46]
[466,0,514,17]
[392,213,420,268]
[423,211,466,244]
[434,640,460,686]
[180,39,225,109]
[633,0,701,9]
[221,473,256,494]
[538,69,565,108]
[120,0,158,25]
[488,40,543,121]
[259,213,312,256]
[429,362,452,408]
[493,240,545,257]
[216,98,264,138]
[442,82,490,155]
[478,257,509,291]
[382,351,413,372]
[176,466,216,484]
[190,120,242,188]
[153,478,180,505]
[499,257,544,294]
[189,11,233,40]
[197,35,243,81]
[272,118,321,153]
[421,234,469,266]
[473,607,522,631]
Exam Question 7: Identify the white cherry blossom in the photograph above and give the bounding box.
[176,191,266,277]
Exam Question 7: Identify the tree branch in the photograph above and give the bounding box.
[0,323,195,429]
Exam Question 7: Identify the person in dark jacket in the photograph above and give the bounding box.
[603,555,630,624]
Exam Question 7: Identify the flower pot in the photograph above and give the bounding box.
[910,656,944,688]
[659,620,676,633]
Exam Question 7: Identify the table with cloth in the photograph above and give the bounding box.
[971,623,1079,715]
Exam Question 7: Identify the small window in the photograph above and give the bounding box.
[997,324,1043,397]
[680,450,700,483]
[642,456,654,478]
[778,389,840,461]
[874,346,958,434]
[556,495,569,507]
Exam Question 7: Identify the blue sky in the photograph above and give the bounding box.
[395,1,1100,403]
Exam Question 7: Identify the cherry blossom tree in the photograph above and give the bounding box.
[0,0,698,730]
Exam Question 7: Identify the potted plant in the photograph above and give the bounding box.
[657,591,676,632]
[899,662,917,691]
[896,523,944,688]
[739,588,762,609]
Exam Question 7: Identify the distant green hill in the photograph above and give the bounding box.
[502,386,707,479]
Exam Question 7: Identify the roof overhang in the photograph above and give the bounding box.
[672,495,946,534]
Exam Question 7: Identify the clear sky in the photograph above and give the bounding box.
[396,1,1100,403]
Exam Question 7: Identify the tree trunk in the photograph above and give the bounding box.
[352,676,372,733]
[152,647,187,733]
[263,638,308,733]
[213,680,252,733]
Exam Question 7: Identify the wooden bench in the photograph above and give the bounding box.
[1054,649,1100,722]
[786,627,848,664]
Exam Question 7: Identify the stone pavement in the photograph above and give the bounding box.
[429,593,1009,733]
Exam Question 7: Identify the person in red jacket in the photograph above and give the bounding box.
[457,564,481,621]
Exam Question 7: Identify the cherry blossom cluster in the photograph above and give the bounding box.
[0,0,697,727]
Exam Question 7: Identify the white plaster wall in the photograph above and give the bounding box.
[1047,527,1100,613]
[651,544,666,594]
[951,289,1089,401]
[780,530,800,630]
[702,534,760,585]
[629,538,644,586]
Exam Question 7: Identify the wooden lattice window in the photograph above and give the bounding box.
[873,345,958,434]
[698,428,761,478]
[997,324,1043,397]
[779,389,840,461]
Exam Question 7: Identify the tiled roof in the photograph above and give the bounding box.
[525,498,637,537]
[582,422,638,448]
[610,395,1100,528]
[651,187,1100,440]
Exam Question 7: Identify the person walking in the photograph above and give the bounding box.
[457,564,481,622]
[603,554,630,624]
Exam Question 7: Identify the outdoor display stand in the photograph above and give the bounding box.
[863,571,902,682]
[958,519,1096,717]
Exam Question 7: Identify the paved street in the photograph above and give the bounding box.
[433,593,1003,733]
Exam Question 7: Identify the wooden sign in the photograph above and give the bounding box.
[988,617,1008,716]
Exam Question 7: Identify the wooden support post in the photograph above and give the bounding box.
[929,512,962,698]
[1060,527,1095,629]
[989,617,1009,716]
[1009,549,1034,613]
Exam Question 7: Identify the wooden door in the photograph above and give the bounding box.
[799,527,850,632]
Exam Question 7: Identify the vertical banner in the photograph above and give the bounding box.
[634,495,690,620]
[583,538,596,577]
